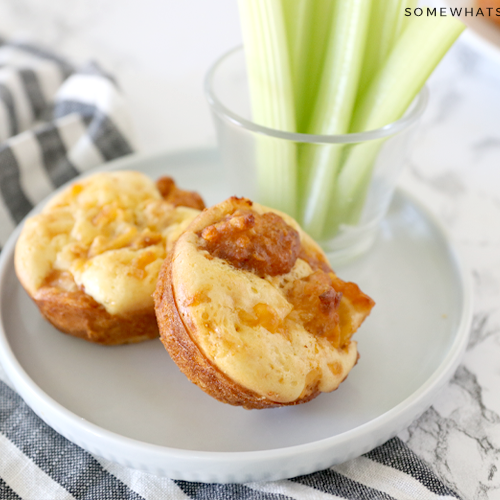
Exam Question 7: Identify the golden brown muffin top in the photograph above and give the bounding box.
[15,171,201,316]
[168,197,374,404]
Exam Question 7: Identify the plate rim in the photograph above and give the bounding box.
[0,148,473,482]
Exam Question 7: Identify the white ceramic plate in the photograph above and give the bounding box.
[444,0,500,64]
[0,148,472,483]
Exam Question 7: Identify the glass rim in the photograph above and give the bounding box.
[205,45,429,144]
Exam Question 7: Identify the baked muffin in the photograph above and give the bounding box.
[15,170,204,345]
[154,197,375,409]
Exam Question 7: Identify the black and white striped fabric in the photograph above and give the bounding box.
[0,37,135,249]
[0,39,462,500]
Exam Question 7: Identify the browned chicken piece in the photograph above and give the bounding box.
[156,176,205,210]
[200,208,301,277]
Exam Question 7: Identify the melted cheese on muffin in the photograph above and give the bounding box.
[16,171,200,316]
[166,199,373,405]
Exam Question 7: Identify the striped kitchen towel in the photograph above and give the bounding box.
[0,38,462,500]
[0,36,135,249]
[0,377,462,500]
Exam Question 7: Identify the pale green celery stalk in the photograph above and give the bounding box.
[238,0,297,216]
[398,0,419,35]
[357,0,405,96]
[281,0,308,129]
[352,15,465,133]
[323,139,382,237]
[281,0,334,133]
[299,0,372,240]
[325,14,465,236]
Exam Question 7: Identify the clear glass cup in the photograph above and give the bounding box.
[205,46,428,266]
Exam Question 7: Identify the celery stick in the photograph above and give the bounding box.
[238,0,297,216]
[359,0,418,96]
[254,136,297,213]
[299,0,372,239]
[398,0,419,35]
[325,15,465,236]
[281,0,309,83]
[324,140,381,238]
[351,15,465,133]
[281,0,311,131]
[357,0,405,95]
[282,0,334,133]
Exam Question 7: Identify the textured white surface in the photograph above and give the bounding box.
[0,1,499,496]
[395,34,500,500]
